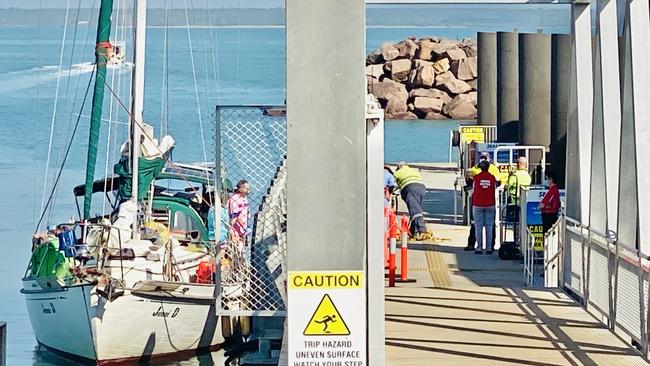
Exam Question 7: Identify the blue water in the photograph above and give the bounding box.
[0,7,570,363]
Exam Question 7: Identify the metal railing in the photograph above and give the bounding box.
[553,215,650,355]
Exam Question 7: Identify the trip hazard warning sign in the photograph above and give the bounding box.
[303,294,350,336]
[288,271,366,366]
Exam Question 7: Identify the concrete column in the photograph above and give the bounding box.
[286,0,366,271]
[518,33,551,180]
[589,35,608,234]
[626,0,650,254]
[286,0,369,362]
[496,31,519,142]
[518,33,551,147]
[477,32,497,126]
[616,14,638,247]
[366,114,385,365]
[550,34,571,188]
[565,4,594,224]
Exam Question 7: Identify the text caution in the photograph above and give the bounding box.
[288,270,366,366]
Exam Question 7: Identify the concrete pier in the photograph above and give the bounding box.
[384,165,649,366]
[550,34,571,187]
[477,32,497,126]
[496,32,519,142]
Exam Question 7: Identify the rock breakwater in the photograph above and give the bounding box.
[366,37,478,120]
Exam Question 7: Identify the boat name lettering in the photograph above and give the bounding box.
[152,306,180,318]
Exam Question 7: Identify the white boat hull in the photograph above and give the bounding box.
[22,279,224,364]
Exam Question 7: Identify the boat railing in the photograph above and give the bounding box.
[26,221,128,284]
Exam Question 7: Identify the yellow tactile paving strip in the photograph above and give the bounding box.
[424,246,452,287]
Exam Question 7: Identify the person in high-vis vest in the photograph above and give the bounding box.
[468,152,502,182]
[394,162,430,240]
[506,157,532,205]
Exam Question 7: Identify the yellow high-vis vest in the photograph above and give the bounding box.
[394,166,423,190]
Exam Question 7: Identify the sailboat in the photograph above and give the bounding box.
[21,0,227,363]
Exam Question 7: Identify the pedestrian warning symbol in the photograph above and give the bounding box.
[303,294,350,336]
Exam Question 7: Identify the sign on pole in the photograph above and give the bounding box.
[459,126,488,144]
[288,271,366,366]
[523,188,566,251]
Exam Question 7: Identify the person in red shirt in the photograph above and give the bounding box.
[539,171,561,236]
[472,160,500,254]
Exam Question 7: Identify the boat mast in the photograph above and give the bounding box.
[130,0,147,238]
[82,0,114,220]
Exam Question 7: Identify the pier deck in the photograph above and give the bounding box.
[386,164,649,366]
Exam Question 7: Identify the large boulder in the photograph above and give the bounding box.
[450,57,477,81]
[442,48,467,62]
[467,91,478,106]
[434,70,455,86]
[466,57,478,77]
[463,46,477,57]
[410,65,435,88]
[431,41,458,60]
[438,78,473,95]
[432,58,450,74]
[366,75,375,89]
[384,59,412,83]
[443,94,477,120]
[367,48,383,64]
[365,64,385,79]
[385,97,408,116]
[368,79,408,103]
[409,88,452,104]
[420,36,440,43]
[381,44,400,62]
[390,111,418,120]
[413,97,444,115]
[425,112,447,120]
[414,59,433,68]
[396,39,418,59]
[417,40,436,60]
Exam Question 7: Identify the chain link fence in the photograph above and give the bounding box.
[214,105,287,316]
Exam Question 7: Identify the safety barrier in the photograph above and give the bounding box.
[552,215,650,355]
[387,209,397,287]
[385,209,416,287]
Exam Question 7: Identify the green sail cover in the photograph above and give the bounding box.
[30,239,71,279]
[83,0,114,218]
[114,157,165,200]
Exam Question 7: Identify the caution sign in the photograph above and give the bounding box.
[459,126,487,144]
[289,271,366,365]
[304,294,350,336]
